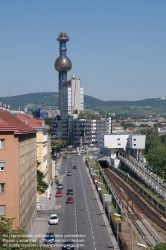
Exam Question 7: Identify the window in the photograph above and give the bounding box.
[0,139,5,149]
[118,143,121,145]
[0,205,5,216]
[0,184,5,193]
[134,144,136,146]
[117,138,120,140]
[134,139,136,141]
[0,162,5,171]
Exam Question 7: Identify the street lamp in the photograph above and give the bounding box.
[163,171,165,180]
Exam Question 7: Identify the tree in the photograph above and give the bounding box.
[37,161,48,194]
[0,217,42,249]
[153,243,166,250]
[51,139,66,159]
[120,122,136,130]
[44,118,54,126]
[140,129,166,178]
[73,109,78,114]
[78,111,101,120]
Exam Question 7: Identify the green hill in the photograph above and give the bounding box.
[1,92,166,117]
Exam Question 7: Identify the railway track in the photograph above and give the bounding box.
[104,168,166,248]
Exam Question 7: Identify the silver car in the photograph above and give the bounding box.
[57,183,63,189]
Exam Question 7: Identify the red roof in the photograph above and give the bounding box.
[0,110,36,134]
[16,113,42,127]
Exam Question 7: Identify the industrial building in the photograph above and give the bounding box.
[52,32,107,147]
[98,133,146,167]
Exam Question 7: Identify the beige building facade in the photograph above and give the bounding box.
[15,112,54,205]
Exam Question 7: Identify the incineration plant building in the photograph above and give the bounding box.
[52,32,106,146]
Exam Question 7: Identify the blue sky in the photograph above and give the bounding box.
[0,0,166,101]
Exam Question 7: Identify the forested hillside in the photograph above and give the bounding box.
[1,92,166,117]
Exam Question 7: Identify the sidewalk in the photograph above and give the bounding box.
[29,158,63,242]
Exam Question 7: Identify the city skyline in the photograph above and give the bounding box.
[0,1,166,101]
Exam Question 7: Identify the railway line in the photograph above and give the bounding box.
[104,168,166,248]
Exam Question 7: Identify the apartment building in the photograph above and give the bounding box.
[15,112,54,203]
[0,110,37,232]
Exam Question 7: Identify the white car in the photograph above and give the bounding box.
[57,183,63,189]
[77,153,80,156]
[48,214,59,225]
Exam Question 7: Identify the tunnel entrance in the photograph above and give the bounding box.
[98,160,108,168]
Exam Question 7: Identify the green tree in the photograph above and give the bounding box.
[153,243,166,250]
[0,217,42,249]
[44,118,54,126]
[37,161,48,194]
[120,122,136,130]
[78,111,101,120]
[73,109,78,114]
[140,129,166,177]
[51,139,66,159]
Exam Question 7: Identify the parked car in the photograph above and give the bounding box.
[57,183,63,189]
[66,189,74,195]
[55,190,62,197]
[48,214,59,225]
[66,197,74,204]
[62,239,74,250]
[44,232,55,244]
[67,171,72,176]
[73,166,77,169]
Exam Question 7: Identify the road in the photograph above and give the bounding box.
[46,155,112,250]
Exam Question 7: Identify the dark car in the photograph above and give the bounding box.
[73,166,77,169]
[66,189,74,195]
[44,232,55,244]
[62,239,74,250]
[66,197,74,204]
[67,171,72,176]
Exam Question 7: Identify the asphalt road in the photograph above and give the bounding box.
[46,155,112,250]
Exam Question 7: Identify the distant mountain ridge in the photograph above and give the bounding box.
[0,92,166,117]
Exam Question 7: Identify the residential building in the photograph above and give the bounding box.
[15,112,54,204]
[0,110,37,232]
[60,75,84,119]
